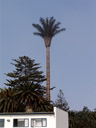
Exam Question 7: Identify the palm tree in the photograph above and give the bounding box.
[0,88,18,112]
[14,82,52,112]
[32,17,65,101]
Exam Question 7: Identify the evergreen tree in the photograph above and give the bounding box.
[54,89,69,111]
[5,56,46,87]
[0,56,53,112]
[69,107,96,128]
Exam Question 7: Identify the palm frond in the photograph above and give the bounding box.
[32,24,44,34]
[40,17,46,30]
[33,17,65,40]
[53,28,66,36]
[33,32,43,38]
[51,22,61,35]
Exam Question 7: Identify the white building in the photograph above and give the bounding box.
[0,107,68,128]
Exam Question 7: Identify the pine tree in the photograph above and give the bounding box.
[54,89,69,111]
[1,56,53,112]
[5,56,46,87]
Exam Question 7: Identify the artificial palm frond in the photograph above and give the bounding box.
[32,17,66,44]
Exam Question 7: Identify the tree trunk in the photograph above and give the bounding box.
[46,47,50,102]
[25,105,33,113]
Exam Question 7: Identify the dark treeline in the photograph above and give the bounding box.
[0,56,96,128]
[69,107,96,128]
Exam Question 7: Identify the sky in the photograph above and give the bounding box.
[0,0,96,111]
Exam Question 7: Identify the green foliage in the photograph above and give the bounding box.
[14,82,52,112]
[69,107,96,128]
[0,88,22,112]
[54,90,96,127]
[1,56,96,127]
[5,56,46,87]
[54,89,69,111]
[0,56,52,112]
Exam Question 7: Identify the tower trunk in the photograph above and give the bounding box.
[44,37,51,102]
[46,47,50,102]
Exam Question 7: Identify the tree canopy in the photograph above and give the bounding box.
[5,56,46,87]
[32,17,65,47]
[54,89,69,111]
[0,56,52,112]
[69,107,96,128]
[0,56,96,127]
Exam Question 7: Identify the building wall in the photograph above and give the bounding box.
[54,107,69,128]
[0,107,68,128]
[0,114,55,128]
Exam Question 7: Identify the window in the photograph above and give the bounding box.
[13,119,29,127]
[31,118,47,127]
[0,119,4,127]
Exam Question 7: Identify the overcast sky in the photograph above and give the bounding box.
[0,0,96,110]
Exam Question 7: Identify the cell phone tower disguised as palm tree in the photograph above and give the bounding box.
[32,17,65,102]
